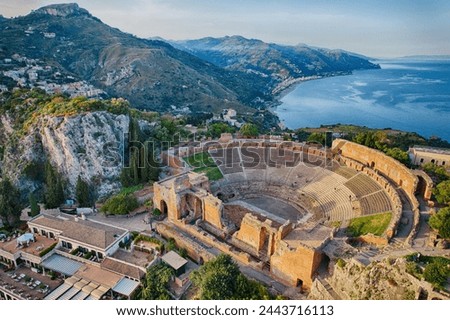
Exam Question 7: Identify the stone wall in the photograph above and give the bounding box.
[356,234,389,246]
[333,139,418,197]
[156,222,215,263]
[232,214,278,257]
[270,242,323,289]
[203,194,223,229]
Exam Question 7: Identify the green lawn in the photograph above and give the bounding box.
[184,152,223,181]
[184,152,216,168]
[347,212,392,237]
[119,184,144,195]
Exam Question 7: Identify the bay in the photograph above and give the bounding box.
[275,60,450,141]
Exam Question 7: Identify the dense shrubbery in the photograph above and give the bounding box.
[101,193,139,215]
[405,253,450,289]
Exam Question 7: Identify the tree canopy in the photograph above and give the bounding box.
[29,192,40,217]
[0,178,21,227]
[121,117,160,187]
[429,207,450,238]
[190,254,271,300]
[434,180,450,205]
[43,162,65,209]
[423,163,449,184]
[101,193,139,215]
[206,122,235,138]
[239,123,259,138]
[423,260,450,289]
[137,264,174,300]
[75,176,91,207]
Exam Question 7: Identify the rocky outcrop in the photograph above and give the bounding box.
[1,111,130,199]
[309,258,449,300]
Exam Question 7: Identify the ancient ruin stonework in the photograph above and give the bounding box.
[153,137,431,291]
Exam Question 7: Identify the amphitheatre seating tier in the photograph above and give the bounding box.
[332,166,358,179]
[344,173,383,197]
[359,191,392,216]
[208,145,395,225]
[219,164,243,175]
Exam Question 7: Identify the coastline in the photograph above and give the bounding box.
[267,71,354,129]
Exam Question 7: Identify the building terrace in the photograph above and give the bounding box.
[0,266,63,300]
[0,234,56,257]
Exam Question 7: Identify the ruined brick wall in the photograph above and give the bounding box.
[357,234,389,246]
[333,139,418,197]
[232,214,277,255]
[233,216,264,253]
[203,194,223,229]
[156,222,215,263]
[270,243,322,289]
[153,181,180,221]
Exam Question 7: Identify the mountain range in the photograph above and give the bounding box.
[171,36,379,95]
[0,3,379,115]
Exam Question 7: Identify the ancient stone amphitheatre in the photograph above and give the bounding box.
[154,135,432,290]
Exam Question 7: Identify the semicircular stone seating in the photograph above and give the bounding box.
[210,146,394,223]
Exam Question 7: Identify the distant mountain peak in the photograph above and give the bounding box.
[33,3,91,18]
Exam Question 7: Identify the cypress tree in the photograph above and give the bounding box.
[75,176,91,207]
[29,192,40,216]
[0,178,21,227]
[44,161,65,209]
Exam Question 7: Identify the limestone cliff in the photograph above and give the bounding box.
[0,111,129,199]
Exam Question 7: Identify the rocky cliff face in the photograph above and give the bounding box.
[309,258,448,300]
[1,111,129,199]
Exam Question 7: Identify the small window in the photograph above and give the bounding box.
[443,161,446,166]
[431,159,435,164]
[420,158,424,163]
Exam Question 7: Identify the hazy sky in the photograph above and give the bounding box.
[1,0,449,57]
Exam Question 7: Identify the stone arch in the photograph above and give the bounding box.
[415,173,433,201]
[259,226,269,252]
[160,200,168,215]
[180,193,203,220]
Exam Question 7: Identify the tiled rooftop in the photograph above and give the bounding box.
[29,214,127,249]
[101,257,146,280]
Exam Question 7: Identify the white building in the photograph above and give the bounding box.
[408,145,450,167]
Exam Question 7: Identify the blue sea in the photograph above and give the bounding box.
[275,60,450,141]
